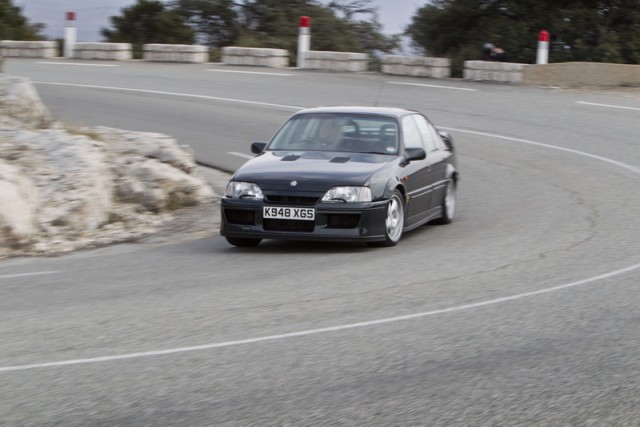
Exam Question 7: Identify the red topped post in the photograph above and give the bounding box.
[536,30,550,64]
[64,11,77,58]
[297,16,311,68]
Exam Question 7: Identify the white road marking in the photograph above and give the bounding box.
[577,101,640,112]
[440,127,640,175]
[387,81,478,92]
[0,271,61,280]
[1,261,638,373]
[33,81,304,111]
[208,69,292,77]
[228,151,255,160]
[36,62,119,67]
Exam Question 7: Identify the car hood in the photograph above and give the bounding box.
[232,151,393,192]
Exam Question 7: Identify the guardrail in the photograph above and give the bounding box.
[73,43,132,60]
[0,40,57,58]
[222,47,289,68]
[382,55,451,78]
[143,44,208,63]
[463,60,525,84]
[303,51,368,72]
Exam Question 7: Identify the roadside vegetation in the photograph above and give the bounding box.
[0,0,45,40]
[407,0,640,75]
[3,0,639,69]
[100,0,399,62]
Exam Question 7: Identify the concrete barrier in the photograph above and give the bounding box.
[73,43,132,60]
[143,44,208,63]
[0,40,57,58]
[303,51,368,72]
[222,47,289,68]
[381,55,451,78]
[523,62,640,87]
[464,60,525,84]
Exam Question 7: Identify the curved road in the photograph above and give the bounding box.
[2,59,639,425]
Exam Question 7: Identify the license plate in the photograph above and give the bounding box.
[263,206,315,221]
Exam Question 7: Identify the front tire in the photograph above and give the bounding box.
[368,189,405,247]
[225,236,262,247]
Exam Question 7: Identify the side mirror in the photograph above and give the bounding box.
[251,141,268,154]
[437,130,454,151]
[404,147,426,162]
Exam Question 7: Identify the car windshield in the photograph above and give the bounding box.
[268,113,399,155]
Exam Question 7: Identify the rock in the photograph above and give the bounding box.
[0,74,217,258]
[116,159,214,211]
[95,127,197,173]
[0,161,38,251]
[0,75,53,129]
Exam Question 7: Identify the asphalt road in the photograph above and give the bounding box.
[1,59,639,425]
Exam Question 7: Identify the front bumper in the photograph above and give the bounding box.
[220,198,389,242]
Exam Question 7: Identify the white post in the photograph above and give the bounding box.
[64,11,77,58]
[536,30,549,65]
[297,16,310,68]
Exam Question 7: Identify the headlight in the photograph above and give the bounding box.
[322,186,372,203]
[225,181,264,200]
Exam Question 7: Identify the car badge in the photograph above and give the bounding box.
[290,180,298,187]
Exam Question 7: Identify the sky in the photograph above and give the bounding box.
[15,0,424,44]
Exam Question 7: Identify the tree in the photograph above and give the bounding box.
[235,0,398,59]
[235,0,362,57]
[102,0,195,52]
[328,0,376,21]
[170,0,239,48]
[101,0,399,64]
[328,0,400,55]
[0,0,45,40]
[406,0,640,75]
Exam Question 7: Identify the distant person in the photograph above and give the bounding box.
[482,43,508,62]
[483,43,495,60]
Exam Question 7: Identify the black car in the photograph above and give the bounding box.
[220,106,458,247]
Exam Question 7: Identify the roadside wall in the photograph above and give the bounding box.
[3,38,640,87]
[303,51,368,72]
[222,47,289,68]
[0,41,57,58]
[382,55,451,78]
[464,61,525,84]
[143,44,208,63]
[73,43,132,60]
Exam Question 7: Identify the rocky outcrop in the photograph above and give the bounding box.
[0,75,215,257]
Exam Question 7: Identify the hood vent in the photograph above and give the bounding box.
[330,156,351,163]
[281,154,301,161]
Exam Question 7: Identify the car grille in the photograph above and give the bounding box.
[263,219,315,232]
[326,214,361,229]
[265,195,319,205]
[224,209,256,225]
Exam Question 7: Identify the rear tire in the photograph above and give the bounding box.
[225,236,262,247]
[432,179,456,225]
[368,190,405,247]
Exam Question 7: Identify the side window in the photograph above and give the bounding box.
[401,115,425,150]
[412,114,439,152]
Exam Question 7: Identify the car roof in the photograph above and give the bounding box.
[293,106,418,118]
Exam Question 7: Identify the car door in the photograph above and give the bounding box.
[400,114,435,223]
[412,114,450,209]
